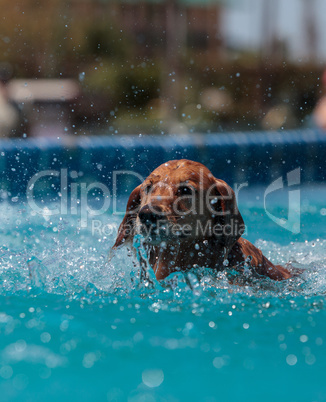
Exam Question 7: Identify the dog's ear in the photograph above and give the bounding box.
[112,185,141,249]
[210,179,245,252]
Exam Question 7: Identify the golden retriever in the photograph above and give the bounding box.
[112,159,292,281]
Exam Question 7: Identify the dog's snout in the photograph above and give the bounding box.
[139,205,164,226]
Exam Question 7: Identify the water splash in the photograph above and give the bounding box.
[0,202,326,310]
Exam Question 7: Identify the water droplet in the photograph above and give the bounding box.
[286,354,297,366]
[142,369,164,388]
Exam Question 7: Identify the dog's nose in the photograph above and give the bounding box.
[139,205,164,226]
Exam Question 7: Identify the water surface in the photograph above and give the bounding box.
[0,186,325,401]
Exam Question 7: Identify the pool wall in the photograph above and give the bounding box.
[0,129,325,197]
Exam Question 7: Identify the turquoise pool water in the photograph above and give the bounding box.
[0,185,326,402]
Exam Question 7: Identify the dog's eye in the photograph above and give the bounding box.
[143,184,152,194]
[177,185,193,196]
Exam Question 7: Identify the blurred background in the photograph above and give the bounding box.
[1,0,326,138]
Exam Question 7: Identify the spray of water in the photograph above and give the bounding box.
[0,202,325,310]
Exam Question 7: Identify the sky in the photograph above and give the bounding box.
[222,0,326,63]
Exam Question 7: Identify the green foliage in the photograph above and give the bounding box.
[83,59,161,110]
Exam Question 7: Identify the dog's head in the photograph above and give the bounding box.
[113,159,245,253]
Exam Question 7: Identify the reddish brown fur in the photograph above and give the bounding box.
[112,159,292,281]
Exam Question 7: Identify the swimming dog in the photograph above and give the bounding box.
[112,159,292,281]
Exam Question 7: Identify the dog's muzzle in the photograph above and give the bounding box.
[138,205,170,243]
